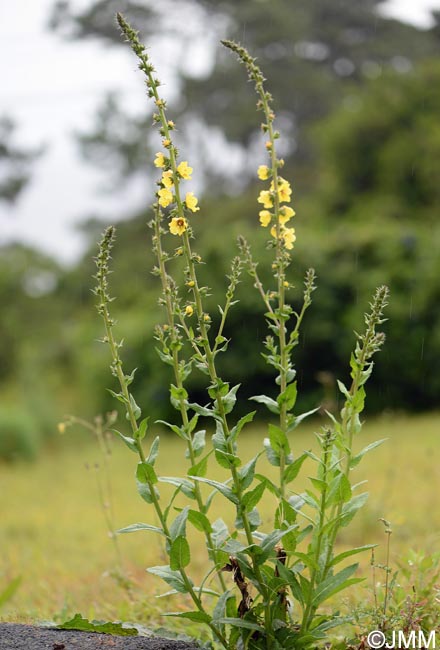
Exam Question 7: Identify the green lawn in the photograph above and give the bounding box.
[1,412,439,627]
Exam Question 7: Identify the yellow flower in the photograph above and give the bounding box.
[271,177,292,203]
[258,165,270,180]
[203,313,211,322]
[161,170,174,188]
[258,190,273,209]
[57,422,66,434]
[265,141,272,150]
[177,161,193,180]
[279,206,295,225]
[270,225,296,250]
[186,280,195,287]
[185,304,194,317]
[169,216,188,236]
[283,228,296,249]
[185,192,200,212]
[158,188,173,208]
[154,152,166,168]
[167,120,175,128]
[162,138,171,147]
[259,210,272,227]
[175,247,183,256]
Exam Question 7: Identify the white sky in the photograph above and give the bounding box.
[1,0,440,265]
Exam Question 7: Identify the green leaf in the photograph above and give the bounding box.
[187,414,199,435]
[125,367,137,386]
[159,476,195,499]
[312,564,360,606]
[187,509,212,534]
[56,614,137,636]
[134,417,149,441]
[242,481,266,511]
[113,430,138,453]
[136,481,157,504]
[0,577,21,608]
[214,449,241,469]
[155,347,173,366]
[191,430,206,457]
[170,535,191,570]
[136,461,159,503]
[117,522,164,536]
[235,507,261,532]
[192,477,239,505]
[350,438,387,468]
[208,380,229,400]
[277,381,297,411]
[330,544,376,568]
[188,402,216,418]
[108,389,126,404]
[337,380,350,399]
[169,506,189,541]
[230,411,256,439]
[250,394,280,414]
[269,423,291,456]
[156,420,188,440]
[260,526,297,555]
[188,453,210,477]
[216,617,264,632]
[340,492,369,527]
[136,461,158,485]
[288,407,320,431]
[264,437,280,466]
[147,436,160,465]
[170,384,188,409]
[237,454,259,490]
[147,566,188,593]
[128,393,141,420]
[221,384,240,414]
[327,472,352,505]
[211,518,229,548]
[164,611,211,624]
[283,453,308,484]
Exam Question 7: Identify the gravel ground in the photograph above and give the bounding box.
[0,624,200,650]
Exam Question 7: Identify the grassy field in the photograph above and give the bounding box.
[1,412,439,629]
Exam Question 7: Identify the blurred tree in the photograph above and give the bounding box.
[49,0,440,191]
[61,62,440,416]
[0,117,40,204]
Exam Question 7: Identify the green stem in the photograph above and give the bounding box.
[301,431,331,632]
[153,214,227,592]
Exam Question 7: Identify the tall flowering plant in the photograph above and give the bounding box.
[93,14,389,649]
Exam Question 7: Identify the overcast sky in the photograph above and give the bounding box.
[1,0,440,265]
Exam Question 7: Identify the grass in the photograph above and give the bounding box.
[1,411,439,629]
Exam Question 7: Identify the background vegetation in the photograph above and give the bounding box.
[2,0,440,461]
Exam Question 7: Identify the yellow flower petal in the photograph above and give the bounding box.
[259,210,272,227]
[257,165,270,180]
[257,190,273,209]
[169,216,188,236]
[185,192,200,212]
[161,170,174,188]
[177,161,193,180]
[154,152,166,168]
[158,188,174,208]
[270,224,296,250]
[185,304,194,316]
[279,206,295,225]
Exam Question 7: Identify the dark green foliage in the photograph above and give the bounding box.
[0,407,39,462]
[0,117,40,203]
[50,0,440,190]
